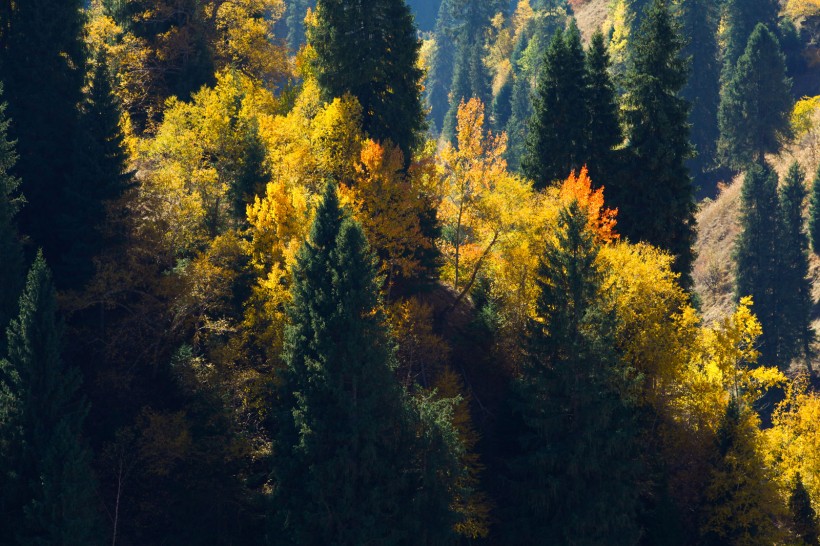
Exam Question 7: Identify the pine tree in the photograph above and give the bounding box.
[722,0,780,76]
[678,0,721,180]
[0,88,24,353]
[0,0,85,281]
[61,52,133,288]
[522,22,589,189]
[790,474,819,546]
[0,253,102,544]
[616,0,696,285]
[779,162,814,367]
[310,0,425,162]
[500,202,642,546]
[810,164,820,255]
[718,24,792,169]
[584,30,622,187]
[735,163,782,367]
[270,184,461,545]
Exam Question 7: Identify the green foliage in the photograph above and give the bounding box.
[426,0,458,134]
[441,34,493,142]
[270,183,462,544]
[810,163,820,255]
[718,24,792,169]
[522,23,588,189]
[500,202,643,545]
[722,0,781,77]
[310,0,426,162]
[790,474,819,545]
[0,253,102,545]
[285,0,314,51]
[584,30,622,188]
[615,0,696,286]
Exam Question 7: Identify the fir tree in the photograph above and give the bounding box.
[779,162,814,367]
[735,163,782,367]
[584,30,622,187]
[426,0,458,134]
[522,23,588,189]
[0,88,24,352]
[0,253,101,544]
[501,202,642,545]
[310,0,425,163]
[61,52,133,288]
[810,164,820,255]
[616,0,696,285]
[0,0,85,281]
[790,474,819,546]
[678,0,721,180]
[230,123,270,224]
[285,0,315,52]
[722,0,780,77]
[718,24,792,169]
[270,184,461,545]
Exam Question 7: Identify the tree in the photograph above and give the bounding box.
[0,88,24,353]
[310,0,426,162]
[734,163,782,367]
[270,183,462,544]
[500,202,642,545]
[778,162,814,367]
[810,163,820,255]
[0,0,85,282]
[285,0,314,52]
[584,30,622,188]
[426,0,458,134]
[522,23,588,189]
[718,24,792,169]
[790,474,819,545]
[0,253,102,544]
[616,0,696,285]
[722,0,781,76]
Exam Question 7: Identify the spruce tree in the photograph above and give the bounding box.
[501,202,642,545]
[230,123,270,224]
[285,0,315,52]
[310,0,425,162]
[0,253,101,544]
[425,0,458,134]
[718,24,792,170]
[779,162,814,367]
[0,0,85,280]
[0,88,24,352]
[522,22,589,189]
[810,164,820,255]
[61,53,133,288]
[722,0,781,76]
[735,163,782,367]
[791,474,819,546]
[678,0,721,180]
[616,0,696,285]
[270,184,460,545]
[584,30,622,187]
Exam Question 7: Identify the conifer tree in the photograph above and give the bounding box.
[231,123,270,224]
[0,253,101,544]
[735,163,782,367]
[270,184,461,545]
[522,23,588,189]
[779,162,814,366]
[616,0,696,285]
[722,0,780,76]
[790,474,819,546]
[678,0,721,179]
[0,0,85,279]
[0,89,24,352]
[310,0,425,162]
[718,24,792,170]
[285,0,315,52]
[810,164,820,255]
[61,53,133,288]
[426,0,458,134]
[441,36,493,142]
[584,30,622,187]
[501,202,642,545]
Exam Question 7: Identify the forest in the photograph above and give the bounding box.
[5,0,820,544]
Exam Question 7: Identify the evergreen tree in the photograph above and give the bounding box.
[616,0,696,285]
[722,0,780,76]
[779,162,814,367]
[504,72,534,172]
[230,123,270,224]
[810,164,820,255]
[584,30,622,187]
[61,53,134,288]
[678,0,721,180]
[790,474,819,546]
[270,184,461,545]
[310,0,425,162]
[426,0,458,134]
[0,253,101,544]
[0,0,85,281]
[501,202,642,545]
[492,75,514,133]
[522,23,588,189]
[718,24,792,169]
[285,0,315,52]
[0,88,24,353]
[735,163,782,367]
